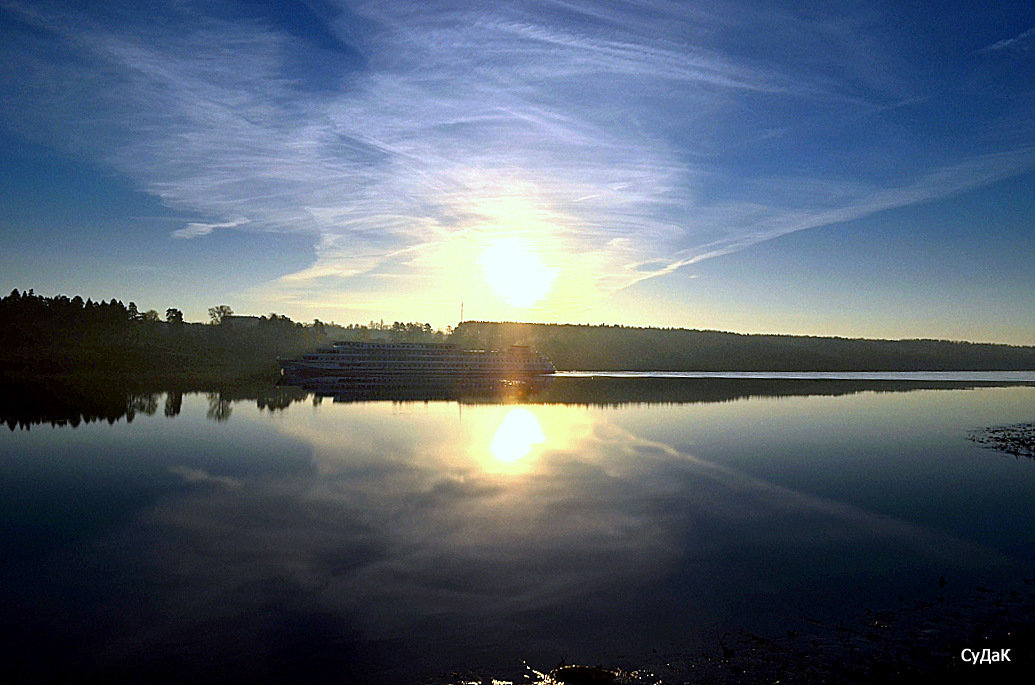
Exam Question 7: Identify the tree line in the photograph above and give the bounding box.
[0,289,449,381]
[451,321,1035,371]
[4,290,1034,379]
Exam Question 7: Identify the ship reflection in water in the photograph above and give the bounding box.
[2,377,1035,683]
[285,374,554,405]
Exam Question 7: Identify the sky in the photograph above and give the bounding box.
[1,0,1033,343]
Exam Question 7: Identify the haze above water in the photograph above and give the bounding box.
[2,376,1034,683]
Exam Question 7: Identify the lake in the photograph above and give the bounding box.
[2,374,1034,682]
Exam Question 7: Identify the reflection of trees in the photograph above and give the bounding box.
[1,382,305,430]
[2,376,1028,431]
[532,376,1024,407]
[204,385,308,412]
[1,380,132,430]
[206,393,233,422]
[127,393,160,416]
[164,391,183,417]
[255,387,307,411]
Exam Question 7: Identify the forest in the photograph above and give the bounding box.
[3,290,1035,384]
[452,321,1035,371]
[0,289,448,383]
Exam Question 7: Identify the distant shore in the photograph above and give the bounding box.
[4,291,1035,382]
[452,322,1035,373]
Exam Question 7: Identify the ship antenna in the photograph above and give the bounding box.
[460,301,463,323]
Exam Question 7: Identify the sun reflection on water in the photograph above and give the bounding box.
[490,408,546,463]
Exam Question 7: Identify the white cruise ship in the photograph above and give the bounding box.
[279,340,556,388]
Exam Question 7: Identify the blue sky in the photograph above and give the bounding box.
[1,0,1033,343]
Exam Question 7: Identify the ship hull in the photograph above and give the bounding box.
[279,340,556,390]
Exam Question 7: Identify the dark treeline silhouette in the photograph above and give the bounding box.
[530,376,1031,407]
[0,289,448,381]
[5,290,1035,380]
[312,375,1030,407]
[9,375,1028,431]
[0,376,310,431]
[452,321,1035,371]
[0,379,139,430]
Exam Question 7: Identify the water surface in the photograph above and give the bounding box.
[2,377,1033,682]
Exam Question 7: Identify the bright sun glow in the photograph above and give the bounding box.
[490,408,546,462]
[480,238,557,307]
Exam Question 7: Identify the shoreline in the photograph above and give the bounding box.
[639,577,1035,684]
[428,577,1035,684]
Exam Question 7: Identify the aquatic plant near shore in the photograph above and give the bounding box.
[969,422,1035,459]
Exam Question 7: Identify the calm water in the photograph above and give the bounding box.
[2,376,1034,682]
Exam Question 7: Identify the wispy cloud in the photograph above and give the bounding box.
[979,25,1035,53]
[625,145,1035,287]
[169,466,242,489]
[172,218,249,240]
[2,1,1033,321]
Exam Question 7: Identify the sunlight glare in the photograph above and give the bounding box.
[480,238,557,307]
[490,408,546,462]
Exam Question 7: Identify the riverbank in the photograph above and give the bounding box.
[970,422,1035,460]
[637,578,1035,684]
[430,578,1035,684]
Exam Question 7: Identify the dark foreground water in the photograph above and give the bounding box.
[2,375,1034,682]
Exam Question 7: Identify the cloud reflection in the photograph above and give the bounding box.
[25,394,1017,684]
[100,401,1006,659]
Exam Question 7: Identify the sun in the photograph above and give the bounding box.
[480,238,557,307]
